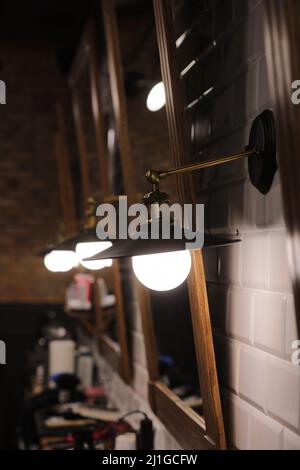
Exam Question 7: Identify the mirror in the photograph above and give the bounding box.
[69,21,109,208]
[150,283,203,417]
[76,65,100,198]
[68,18,131,382]
[112,0,226,449]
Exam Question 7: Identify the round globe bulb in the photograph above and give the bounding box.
[76,241,112,271]
[146,82,166,112]
[132,250,191,291]
[44,250,78,273]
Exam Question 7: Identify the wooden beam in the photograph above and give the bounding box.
[101,0,135,203]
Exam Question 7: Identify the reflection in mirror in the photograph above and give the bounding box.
[76,65,101,198]
[96,267,118,342]
[150,283,203,417]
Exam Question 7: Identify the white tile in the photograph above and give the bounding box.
[211,87,233,133]
[133,363,149,401]
[285,295,299,359]
[258,56,272,110]
[247,0,262,12]
[203,249,220,283]
[251,409,283,450]
[226,393,252,449]
[132,331,146,367]
[239,344,267,410]
[246,3,265,61]
[253,291,286,356]
[154,424,166,450]
[245,62,259,120]
[209,187,230,232]
[163,431,176,451]
[243,178,254,230]
[283,428,300,450]
[269,231,292,293]
[229,182,245,234]
[219,243,241,286]
[255,188,266,228]
[265,174,285,229]
[227,287,253,343]
[215,336,240,393]
[233,66,258,126]
[242,232,269,289]
[267,356,300,430]
[168,435,183,451]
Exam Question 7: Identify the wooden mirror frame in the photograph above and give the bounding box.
[135,0,227,450]
[54,101,78,239]
[68,20,109,201]
[67,14,131,383]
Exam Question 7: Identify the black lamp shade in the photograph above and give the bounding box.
[38,228,99,256]
[84,232,240,261]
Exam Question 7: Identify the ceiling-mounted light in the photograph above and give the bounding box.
[84,110,277,292]
[146,81,166,112]
[44,250,78,273]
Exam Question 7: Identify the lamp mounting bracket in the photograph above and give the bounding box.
[145,110,277,195]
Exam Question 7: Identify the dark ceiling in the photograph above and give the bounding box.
[0,0,152,73]
[0,0,150,42]
[0,0,94,43]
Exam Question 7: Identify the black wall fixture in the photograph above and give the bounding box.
[248,110,277,194]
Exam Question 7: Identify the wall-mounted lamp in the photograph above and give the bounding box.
[84,110,277,291]
[44,250,78,273]
[74,199,112,271]
[42,198,113,272]
[41,224,78,273]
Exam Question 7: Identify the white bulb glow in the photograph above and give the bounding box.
[76,241,112,271]
[132,250,191,291]
[44,250,78,273]
[146,82,166,112]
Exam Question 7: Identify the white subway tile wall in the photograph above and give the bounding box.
[90,0,299,450]
[206,0,300,449]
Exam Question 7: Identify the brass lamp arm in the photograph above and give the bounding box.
[145,110,278,195]
[145,148,256,185]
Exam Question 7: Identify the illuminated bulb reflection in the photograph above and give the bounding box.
[132,250,191,291]
[146,82,166,112]
[44,250,78,273]
[76,241,112,271]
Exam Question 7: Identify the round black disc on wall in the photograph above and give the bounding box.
[248,110,277,194]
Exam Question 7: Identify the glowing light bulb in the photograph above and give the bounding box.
[146,82,166,112]
[44,250,78,273]
[132,250,191,291]
[76,241,112,271]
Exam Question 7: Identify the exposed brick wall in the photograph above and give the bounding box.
[0,45,74,303]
